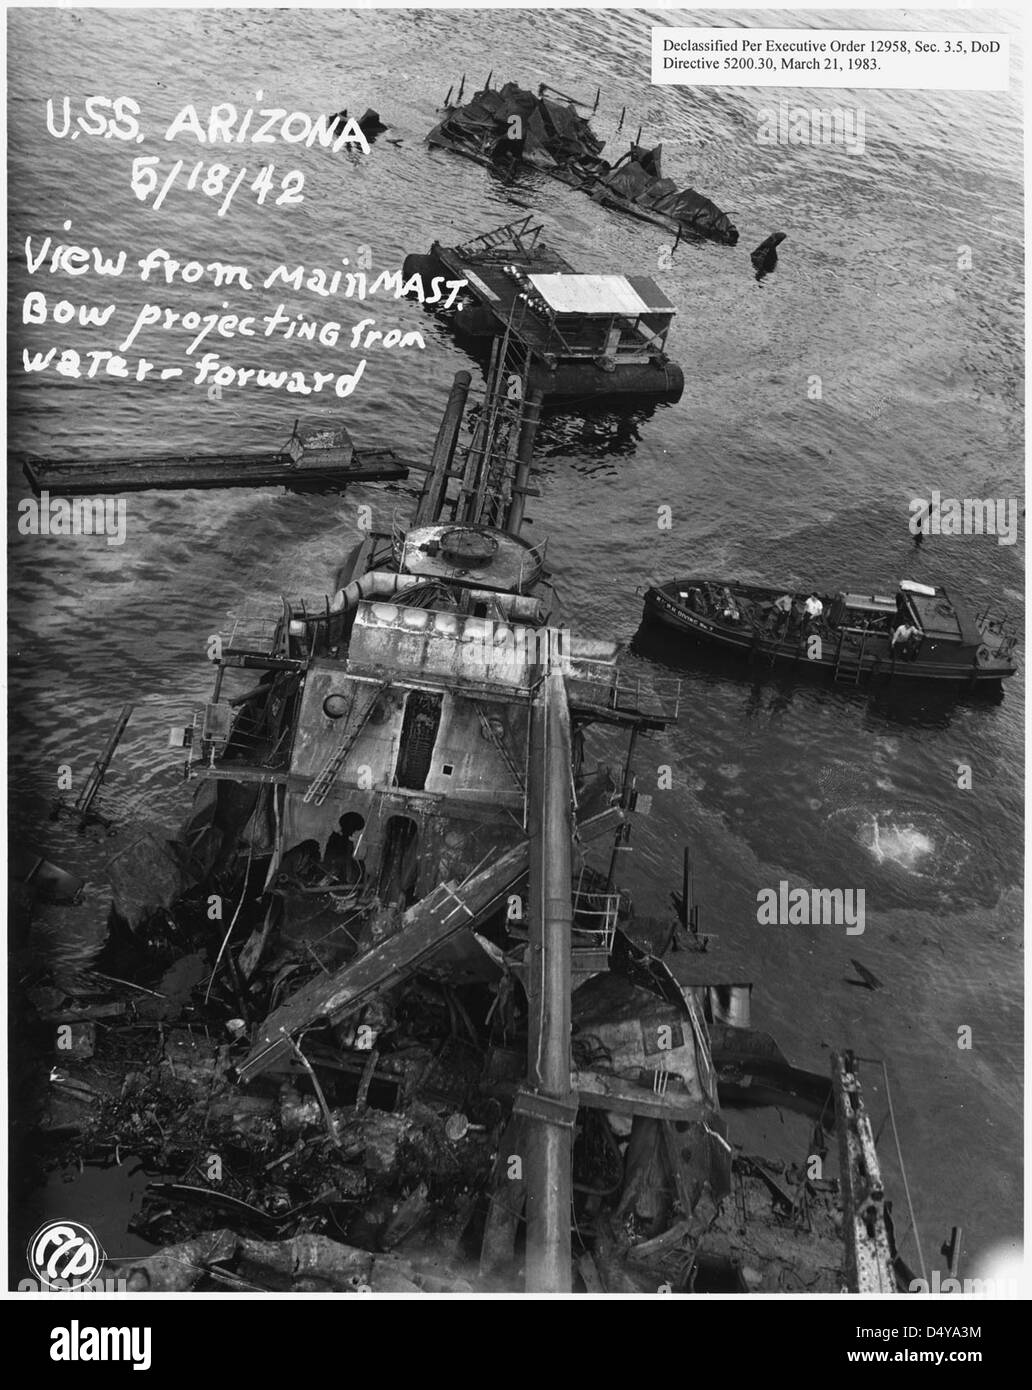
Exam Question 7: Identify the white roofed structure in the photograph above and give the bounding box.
[527,273,675,318]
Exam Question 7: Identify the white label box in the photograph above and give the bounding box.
[651,29,1010,92]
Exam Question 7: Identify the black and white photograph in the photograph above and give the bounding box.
[4,0,1025,1335]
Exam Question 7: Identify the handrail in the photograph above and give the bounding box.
[571,887,620,953]
[222,614,280,654]
[455,214,544,258]
[516,535,549,591]
[389,508,407,562]
[566,670,681,720]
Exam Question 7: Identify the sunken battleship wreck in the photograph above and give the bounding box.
[22,332,911,1295]
[427,78,739,247]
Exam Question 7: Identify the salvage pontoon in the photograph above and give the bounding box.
[404,216,684,404]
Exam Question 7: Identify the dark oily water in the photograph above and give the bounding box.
[7,7,1023,1281]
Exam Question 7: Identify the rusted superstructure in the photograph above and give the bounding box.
[139,347,908,1293]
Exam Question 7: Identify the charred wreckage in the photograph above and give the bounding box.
[14,88,932,1291]
[18,348,914,1295]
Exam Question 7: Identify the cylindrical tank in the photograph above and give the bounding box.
[453,303,496,336]
[401,251,448,291]
[528,358,684,404]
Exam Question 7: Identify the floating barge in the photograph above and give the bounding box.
[643,576,1019,685]
[405,216,684,404]
[427,80,738,247]
[22,420,410,495]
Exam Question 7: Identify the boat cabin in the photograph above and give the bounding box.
[522,272,676,363]
[831,582,981,649]
[895,579,982,649]
[410,218,684,401]
[830,591,898,629]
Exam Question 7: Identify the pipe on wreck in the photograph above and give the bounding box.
[417,370,472,525]
[329,572,547,625]
[329,570,418,613]
[465,590,547,623]
[524,665,575,1292]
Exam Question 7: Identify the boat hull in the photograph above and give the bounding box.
[643,584,1017,685]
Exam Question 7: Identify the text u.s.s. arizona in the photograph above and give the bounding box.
[45,96,371,154]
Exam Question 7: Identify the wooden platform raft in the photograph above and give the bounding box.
[22,420,411,495]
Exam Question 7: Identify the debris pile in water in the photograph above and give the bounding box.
[16,888,868,1294]
[12,366,903,1297]
[428,82,739,246]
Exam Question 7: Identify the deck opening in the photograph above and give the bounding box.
[394,690,444,790]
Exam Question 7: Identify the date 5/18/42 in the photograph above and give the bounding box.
[130,157,304,217]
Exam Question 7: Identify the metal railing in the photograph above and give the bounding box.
[454,214,545,259]
[566,670,682,721]
[222,613,280,655]
[975,604,1018,654]
[571,886,620,956]
[515,536,549,592]
[390,509,408,564]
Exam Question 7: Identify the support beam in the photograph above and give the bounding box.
[524,666,574,1292]
[72,703,134,827]
[237,842,531,1082]
[832,1052,896,1292]
[505,390,543,534]
[415,370,471,524]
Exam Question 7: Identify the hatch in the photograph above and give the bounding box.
[400,523,544,591]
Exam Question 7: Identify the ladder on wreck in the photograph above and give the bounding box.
[570,880,620,978]
[302,680,390,806]
[454,305,532,531]
[833,627,869,684]
[454,214,545,260]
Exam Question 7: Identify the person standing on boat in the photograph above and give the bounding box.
[803,593,824,636]
[892,621,919,660]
